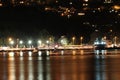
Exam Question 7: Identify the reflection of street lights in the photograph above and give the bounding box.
[72,37,75,45]
[80,36,83,46]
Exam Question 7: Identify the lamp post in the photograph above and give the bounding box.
[46,40,49,47]
[114,36,117,46]
[19,40,23,48]
[10,40,14,48]
[80,36,83,46]
[38,40,42,47]
[8,38,14,48]
[28,40,32,48]
[72,37,75,45]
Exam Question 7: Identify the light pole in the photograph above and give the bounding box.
[72,37,75,45]
[28,40,32,48]
[80,36,83,46]
[38,40,42,47]
[46,40,49,47]
[10,40,14,48]
[114,36,117,46]
[19,40,23,48]
[8,38,14,48]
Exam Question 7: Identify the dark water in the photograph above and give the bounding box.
[0,50,120,80]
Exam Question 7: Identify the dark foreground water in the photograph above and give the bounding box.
[0,50,120,80]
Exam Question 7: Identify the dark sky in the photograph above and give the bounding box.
[0,7,120,39]
[0,7,94,37]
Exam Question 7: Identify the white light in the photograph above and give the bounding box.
[84,0,88,2]
[10,41,14,45]
[28,40,32,44]
[19,40,23,44]
[46,51,49,56]
[61,50,64,55]
[46,40,49,44]
[20,51,23,57]
[94,41,99,45]
[38,40,42,44]
[28,51,32,56]
[8,52,14,57]
[38,51,42,56]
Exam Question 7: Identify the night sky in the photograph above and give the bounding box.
[0,6,120,40]
[0,7,90,35]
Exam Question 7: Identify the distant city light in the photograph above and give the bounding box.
[28,40,32,44]
[0,3,2,7]
[78,13,85,16]
[38,40,42,44]
[113,5,120,10]
[84,0,88,2]
[19,40,23,44]
[10,41,14,45]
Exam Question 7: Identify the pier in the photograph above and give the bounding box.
[0,45,94,52]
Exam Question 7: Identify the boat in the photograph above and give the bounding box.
[94,38,106,50]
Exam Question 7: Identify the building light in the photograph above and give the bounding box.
[0,3,3,7]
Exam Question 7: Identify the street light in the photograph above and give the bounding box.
[19,40,23,48]
[19,40,23,44]
[10,40,14,48]
[28,40,32,48]
[72,37,75,45]
[80,36,83,46]
[38,40,42,47]
[114,36,117,46]
[9,38,12,42]
[46,40,49,47]
[84,0,88,2]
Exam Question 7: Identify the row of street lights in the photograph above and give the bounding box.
[7,36,84,48]
[8,38,51,48]
[72,36,83,45]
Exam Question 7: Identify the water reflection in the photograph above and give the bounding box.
[28,57,33,80]
[37,57,51,80]
[19,57,24,80]
[0,50,120,80]
[61,50,64,55]
[94,55,107,80]
[94,50,107,55]
[8,57,16,80]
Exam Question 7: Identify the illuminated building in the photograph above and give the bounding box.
[104,0,112,3]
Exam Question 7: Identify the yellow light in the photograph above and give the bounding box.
[72,37,75,45]
[78,13,85,16]
[113,5,120,10]
[80,50,84,55]
[84,0,88,2]
[8,52,14,57]
[19,1,24,4]
[0,3,2,7]
[72,50,76,55]
[9,38,12,41]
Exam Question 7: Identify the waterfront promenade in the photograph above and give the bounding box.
[0,45,94,52]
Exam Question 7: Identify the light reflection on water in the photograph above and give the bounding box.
[94,55,107,80]
[8,57,16,80]
[0,50,120,80]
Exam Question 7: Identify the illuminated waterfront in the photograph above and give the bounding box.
[0,50,120,80]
